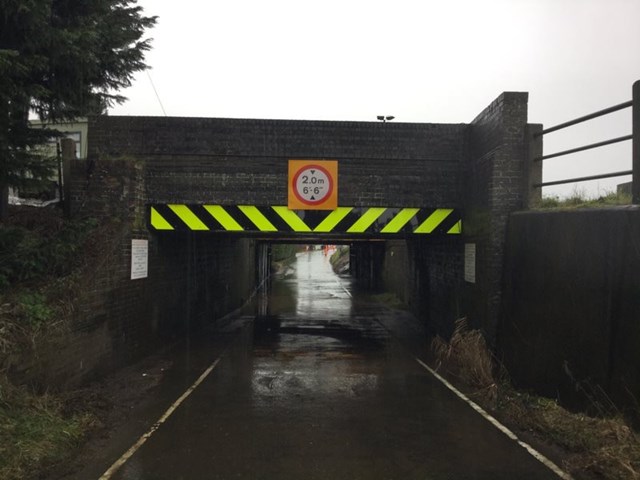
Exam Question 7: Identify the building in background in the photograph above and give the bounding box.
[9,118,88,206]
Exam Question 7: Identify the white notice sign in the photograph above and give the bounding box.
[464,243,476,284]
[131,239,148,280]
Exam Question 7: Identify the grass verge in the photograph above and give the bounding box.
[0,206,116,478]
[0,375,99,480]
[329,246,350,275]
[535,190,632,209]
[431,318,640,480]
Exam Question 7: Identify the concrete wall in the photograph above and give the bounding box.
[499,208,640,419]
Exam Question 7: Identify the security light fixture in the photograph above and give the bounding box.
[377,115,395,123]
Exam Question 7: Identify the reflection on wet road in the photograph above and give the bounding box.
[105,250,559,480]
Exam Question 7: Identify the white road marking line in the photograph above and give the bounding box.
[414,357,574,480]
[99,356,223,479]
[335,279,352,298]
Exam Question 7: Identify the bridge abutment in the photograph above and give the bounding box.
[464,92,535,338]
[29,157,257,386]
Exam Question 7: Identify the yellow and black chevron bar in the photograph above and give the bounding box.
[149,205,462,236]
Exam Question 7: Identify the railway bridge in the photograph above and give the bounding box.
[66,91,536,371]
[49,86,640,479]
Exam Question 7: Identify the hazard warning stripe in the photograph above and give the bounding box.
[150,207,174,231]
[314,207,353,232]
[238,205,277,232]
[272,206,312,232]
[381,208,419,233]
[347,207,387,233]
[168,204,208,231]
[415,208,453,234]
[149,205,462,236]
[203,205,243,231]
[448,220,462,234]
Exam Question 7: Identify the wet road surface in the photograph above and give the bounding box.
[69,250,561,480]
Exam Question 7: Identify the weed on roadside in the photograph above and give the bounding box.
[0,374,99,480]
[431,318,498,404]
[535,190,632,209]
[430,318,640,480]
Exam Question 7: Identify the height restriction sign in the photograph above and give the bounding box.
[288,160,338,210]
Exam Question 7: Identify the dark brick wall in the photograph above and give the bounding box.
[499,208,640,421]
[87,116,466,208]
[465,92,530,338]
[416,240,464,336]
[380,93,530,339]
[382,239,463,337]
[83,115,471,346]
[44,157,256,386]
[52,101,537,384]
[381,240,411,302]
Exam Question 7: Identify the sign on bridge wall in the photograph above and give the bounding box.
[464,243,476,283]
[288,160,338,210]
[130,239,148,280]
[148,204,461,237]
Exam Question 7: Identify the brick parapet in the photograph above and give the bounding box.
[465,92,530,338]
[88,116,467,209]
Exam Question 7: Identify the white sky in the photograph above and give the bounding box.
[110,0,640,198]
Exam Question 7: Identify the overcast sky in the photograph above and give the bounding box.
[110,0,640,198]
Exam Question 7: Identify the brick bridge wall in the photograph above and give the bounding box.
[51,92,534,386]
[40,158,257,386]
[87,117,467,208]
[381,92,535,337]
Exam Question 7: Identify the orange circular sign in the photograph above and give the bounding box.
[288,160,338,210]
[292,164,334,206]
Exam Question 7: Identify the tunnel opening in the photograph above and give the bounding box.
[149,227,464,351]
[254,239,389,298]
[251,241,392,359]
[254,242,354,320]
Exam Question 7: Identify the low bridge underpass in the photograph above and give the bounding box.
[65,241,563,480]
[59,92,549,478]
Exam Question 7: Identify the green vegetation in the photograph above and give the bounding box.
[271,244,300,263]
[15,292,52,326]
[0,216,96,290]
[535,190,632,209]
[329,245,350,275]
[431,319,640,480]
[0,208,104,478]
[1,0,156,219]
[0,377,98,480]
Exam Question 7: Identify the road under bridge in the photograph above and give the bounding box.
[39,89,570,478]
[58,250,564,480]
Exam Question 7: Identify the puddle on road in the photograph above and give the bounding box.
[257,250,354,320]
[248,250,389,401]
[251,250,387,363]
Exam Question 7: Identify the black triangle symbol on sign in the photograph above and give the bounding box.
[310,170,316,174]
[310,196,316,200]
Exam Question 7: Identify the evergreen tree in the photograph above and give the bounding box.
[0,0,157,219]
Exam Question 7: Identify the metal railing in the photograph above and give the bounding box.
[532,79,639,204]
